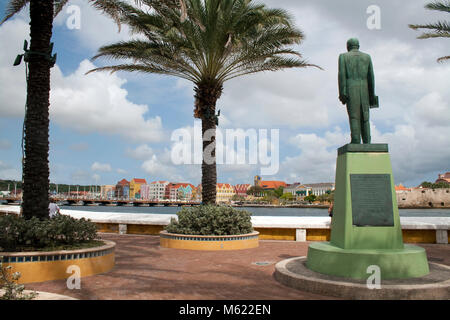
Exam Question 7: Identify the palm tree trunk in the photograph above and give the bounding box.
[22,0,54,219]
[195,83,222,205]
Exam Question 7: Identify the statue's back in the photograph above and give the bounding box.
[342,51,371,81]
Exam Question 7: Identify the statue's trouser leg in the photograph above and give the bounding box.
[347,99,362,143]
[349,118,361,143]
[361,118,371,144]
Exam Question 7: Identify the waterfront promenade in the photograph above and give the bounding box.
[23,233,450,300]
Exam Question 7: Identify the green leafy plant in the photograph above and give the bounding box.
[304,194,317,203]
[165,205,253,236]
[0,214,99,252]
[0,257,37,300]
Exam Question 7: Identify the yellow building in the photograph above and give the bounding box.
[216,183,235,203]
[129,178,147,199]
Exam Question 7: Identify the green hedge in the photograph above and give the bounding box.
[0,214,98,252]
[165,205,253,236]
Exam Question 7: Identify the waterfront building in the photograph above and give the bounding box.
[149,181,170,200]
[234,184,251,198]
[166,183,195,201]
[259,181,287,190]
[217,183,235,203]
[435,172,450,184]
[284,183,312,199]
[140,184,151,200]
[178,183,195,201]
[303,183,335,196]
[100,185,116,199]
[130,178,147,199]
[253,176,287,190]
[194,184,202,202]
[115,179,130,199]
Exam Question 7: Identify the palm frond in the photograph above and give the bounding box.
[54,0,70,17]
[425,1,450,12]
[437,55,450,62]
[89,0,317,87]
[1,0,29,25]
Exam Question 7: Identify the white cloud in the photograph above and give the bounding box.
[53,0,144,52]
[50,60,164,143]
[0,18,165,144]
[91,162,112,172]
[126,144,154,160]
[116,168,127,174]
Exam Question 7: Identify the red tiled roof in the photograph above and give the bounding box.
[234,184,251,191]
[395,184,410,191]
[132,178,147,184]
[169,183,195,190]
[260,181,286,189]
[217,183,233,189]
[117,179,129,185]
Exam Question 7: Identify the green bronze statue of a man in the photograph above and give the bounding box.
[338,38,378,144]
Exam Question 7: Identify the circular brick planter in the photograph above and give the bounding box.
[0,240,115,284]
[274,256,450,300]
[160,231,259,251]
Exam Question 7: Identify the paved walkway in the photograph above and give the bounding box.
[25,234,450,300]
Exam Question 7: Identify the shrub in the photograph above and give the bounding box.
[0,257,37,300]
[0,214,98,252]
[165,205,253,236]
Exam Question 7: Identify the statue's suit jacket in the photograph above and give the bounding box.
[338,49,375,121]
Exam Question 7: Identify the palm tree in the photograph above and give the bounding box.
[409,1,450,62]
[88,0,317,204]
[1,0,147,219]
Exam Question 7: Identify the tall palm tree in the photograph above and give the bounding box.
[409,1,450,62]
[1,0,148,219]
[88,0,317,204]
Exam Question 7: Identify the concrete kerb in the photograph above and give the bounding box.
[274,256,450,300]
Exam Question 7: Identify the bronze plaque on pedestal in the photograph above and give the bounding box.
[350,174,394,227]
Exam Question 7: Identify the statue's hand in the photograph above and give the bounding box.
[339,95,348,105]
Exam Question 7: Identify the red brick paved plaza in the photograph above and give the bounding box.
[26,233,450,300]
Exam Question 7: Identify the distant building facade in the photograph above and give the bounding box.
[115,179,130,199]
[234,184,251,198]
[130,178,147,199]
[149,181,170,200]
[140,184,151,200]
[303,183,335,196]
[436,172,450,185]
[101,185,116,199]
[284,183,312,199]
[217,183,235,203]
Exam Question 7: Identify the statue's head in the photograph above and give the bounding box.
[346,38,360,51]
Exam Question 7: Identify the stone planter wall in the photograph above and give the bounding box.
[160,231,259,250]
[1,240,115,284]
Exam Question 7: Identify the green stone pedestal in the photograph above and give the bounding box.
[306,144,429,279]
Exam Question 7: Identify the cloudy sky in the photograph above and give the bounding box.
[0,0,449,187]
